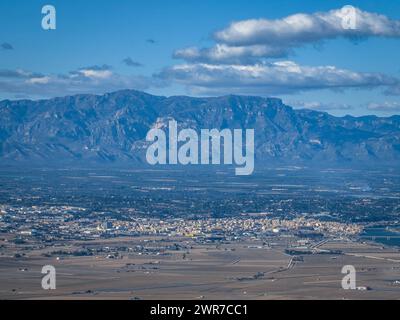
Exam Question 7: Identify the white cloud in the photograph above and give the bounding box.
[0,66,157,99]
[174,44,287,64]
[168,6,400,96]
[158,61,398,95]
[78,69,113,79]
[367,101,400,111]
[289,100,353,111]
[174,6,400,64]
[26,76,51,84]
[0,69,44,79]
[215,6,400,46]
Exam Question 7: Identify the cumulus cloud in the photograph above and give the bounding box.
[0,69,44,79]
[157,60,398,95]
[1,42,13,50]
[216,6,400,46]
[366,101,400,111]
[174,6,400,64]
[67,65,113,80]
[174,44,288,64]
[167,6,400,96]
[0,65,157,99]
[122,57,143,67]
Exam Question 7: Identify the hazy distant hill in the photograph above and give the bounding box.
[0,89,399,166]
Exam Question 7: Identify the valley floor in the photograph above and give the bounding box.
[0,236,399,300]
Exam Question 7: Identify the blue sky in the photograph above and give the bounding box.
[1,0,400,116]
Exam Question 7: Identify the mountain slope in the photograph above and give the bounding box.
[0,90,399,165]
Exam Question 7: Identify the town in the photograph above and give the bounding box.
[0,203,362,250]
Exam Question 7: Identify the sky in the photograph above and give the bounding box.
[0,0,400,116]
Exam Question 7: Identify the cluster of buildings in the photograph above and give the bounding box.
[0,204,362,245]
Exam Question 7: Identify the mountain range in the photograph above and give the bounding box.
[1,89,399,166]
